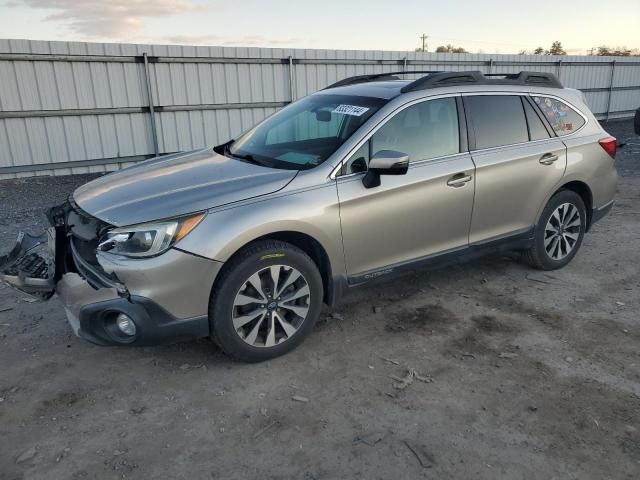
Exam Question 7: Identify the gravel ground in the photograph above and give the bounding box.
[0,120,638,479]
[605,118,640,177]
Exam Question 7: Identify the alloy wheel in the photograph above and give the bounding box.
[544,202,581,261]
[231,265,310,348]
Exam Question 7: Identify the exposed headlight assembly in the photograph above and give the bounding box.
[98,213,205,258]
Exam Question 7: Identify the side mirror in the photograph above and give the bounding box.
[362,150,409,188]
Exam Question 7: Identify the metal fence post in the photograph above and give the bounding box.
[142,52,160,156]
[556,59,562,81]
[605,60,617,121]
[288,56,295,103]
[402,56,407,74]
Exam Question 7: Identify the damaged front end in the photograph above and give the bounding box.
[0,199,126,301]
[0,230,56,300]
[1,199,215,347]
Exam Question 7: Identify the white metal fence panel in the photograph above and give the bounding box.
[0,39,639,178]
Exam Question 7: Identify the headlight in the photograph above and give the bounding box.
[98,213,205,258]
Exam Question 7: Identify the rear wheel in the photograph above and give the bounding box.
[209,240,323,362]
[522,190,586,270]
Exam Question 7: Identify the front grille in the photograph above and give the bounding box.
[65,204,124,291]
[4,253,50,279]
[70,237,124,291]
[67,202,110,265]
[71,236,100,267]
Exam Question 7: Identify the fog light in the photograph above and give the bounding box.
[116,313,136,336]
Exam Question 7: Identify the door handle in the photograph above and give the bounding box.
[447,173,472,187]
[539,153,559,165]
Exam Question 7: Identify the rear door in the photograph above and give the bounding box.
[336,96,476,281]
[463,93,567,244]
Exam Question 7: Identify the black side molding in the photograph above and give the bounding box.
[347,227,535,287]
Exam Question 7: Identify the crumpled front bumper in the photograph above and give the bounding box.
[0,201,222,346]
[0,230,56,300]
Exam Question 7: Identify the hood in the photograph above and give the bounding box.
[73,149,297,226]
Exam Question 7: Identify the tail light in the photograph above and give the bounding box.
[599,136,617,159]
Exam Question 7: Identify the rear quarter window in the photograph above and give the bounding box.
[533,96,586,135]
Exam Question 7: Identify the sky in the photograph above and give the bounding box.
[1,0,639,54]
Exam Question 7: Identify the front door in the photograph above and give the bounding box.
[336,96,476,282]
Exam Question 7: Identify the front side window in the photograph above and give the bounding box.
[226,94,386,170]
[339,97,460,176]
[371,97,460,163]
[465,95,529,149]
[533,96,585,135]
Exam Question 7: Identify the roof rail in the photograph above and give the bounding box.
[400,70,563,93]
[323,70,442,90]
[323,70,564,93]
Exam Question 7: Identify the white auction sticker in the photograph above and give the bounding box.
[332,104,370,116]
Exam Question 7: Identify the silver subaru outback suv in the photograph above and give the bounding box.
[1,70,617,362]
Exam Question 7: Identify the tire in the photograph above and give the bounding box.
[209,240,323,362]
[522,190,587,270]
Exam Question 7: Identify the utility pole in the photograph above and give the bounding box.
[419,33,428,52]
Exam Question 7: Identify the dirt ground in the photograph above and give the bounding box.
[1,120,639,479]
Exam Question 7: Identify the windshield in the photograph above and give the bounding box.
[225,94,387,170]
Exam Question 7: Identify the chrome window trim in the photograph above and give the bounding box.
[335,151,472,181]
[462,135,564,156]
[461,91,589,154]
[330,90,589,179]
[329,93,461,179]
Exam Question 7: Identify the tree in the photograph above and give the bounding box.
[546,41,566,55]
[597,45,633,56]
[533,47,544,55]
[435,44,468,53]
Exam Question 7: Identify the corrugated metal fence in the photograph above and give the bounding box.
[1,38,639,178]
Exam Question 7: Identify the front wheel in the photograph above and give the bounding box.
[209,240,323,362]
[522,190,587,270]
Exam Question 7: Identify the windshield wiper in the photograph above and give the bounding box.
[225,145,265,166]
[232,151,263,165]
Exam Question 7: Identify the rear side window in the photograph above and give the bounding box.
[465,95,528,149]
[523,99,551,140]
[533,96,585,135]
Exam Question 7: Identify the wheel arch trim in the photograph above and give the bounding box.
[536,177,594,229]
[210,229,343,306]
